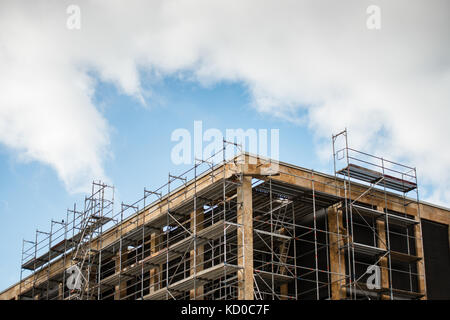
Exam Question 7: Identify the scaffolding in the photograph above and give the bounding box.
[332,129,426,300]
[19,182,114,300]
[16,132,426,300]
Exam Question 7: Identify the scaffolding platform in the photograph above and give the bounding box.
[387,288,425,299]
[342,242,387,257]
[350,282,424,300]
[99,220,237,288]
[350,204,385,220]
[142,263,241,300]
[100,272,134,288]
[82,216,113,235]
[390,251,422,264]
[385,213,418,227]
[345,205,419,227]
[254,269,293,283]
[342,242,420,264]
[337,164,417,192]
[21,216,112,271]
[22,241,70,271]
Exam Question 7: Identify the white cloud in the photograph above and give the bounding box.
[0,1,449,204]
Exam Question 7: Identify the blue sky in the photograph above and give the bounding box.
[1,1,449,291]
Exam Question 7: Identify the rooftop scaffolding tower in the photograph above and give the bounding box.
[332,129,426,300]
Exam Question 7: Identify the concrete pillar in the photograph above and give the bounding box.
[149,230,161,293]
[327,206,347,300]
[237,176,254,300]
[190,208,204,299]
[280,284,288,299]
[376,219,390,299]
[114,251,128,300]
[58,282,63,300]
[279,240,288,299]
[414,221,427,299]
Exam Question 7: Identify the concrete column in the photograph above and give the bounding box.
[190,208,204,299]
[279,240,288,299]
[88,265,97,299]
[327,206,347,300]
[114,251,128,300]
[280,284,288,299]
[149,230,161,293]
[376,219,390,299]
[58,282,63,300]
[414,221,427,299]
[237,176,254,300]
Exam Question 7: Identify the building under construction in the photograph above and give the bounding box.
[1,130,449,300]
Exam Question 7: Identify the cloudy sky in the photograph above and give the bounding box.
[0,0,449,290]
